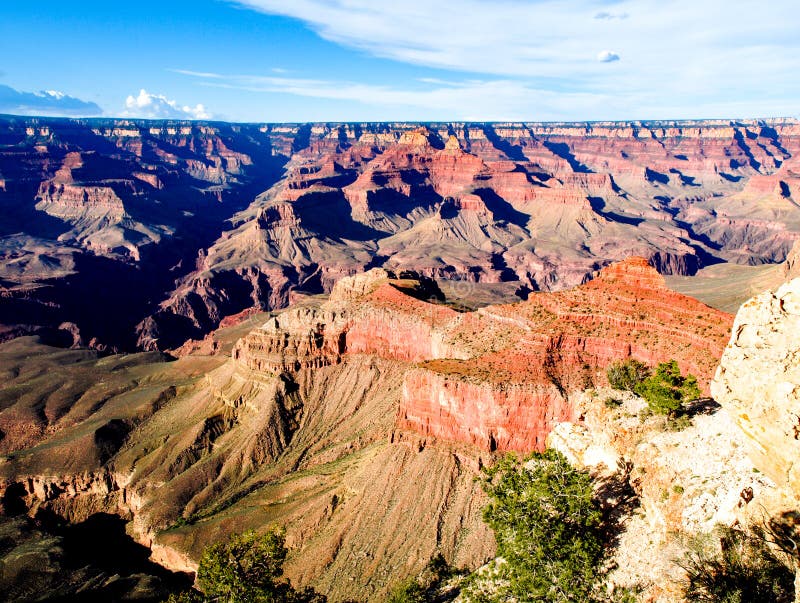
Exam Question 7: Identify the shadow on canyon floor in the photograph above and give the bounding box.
[0,511,192,603]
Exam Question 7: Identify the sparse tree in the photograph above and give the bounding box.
[465,450,607,602]
[164,529,325,603]
[634,360,700,418]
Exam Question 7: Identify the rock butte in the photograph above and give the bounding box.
[1,117,799,351]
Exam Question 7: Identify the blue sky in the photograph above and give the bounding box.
[1,0,798,122]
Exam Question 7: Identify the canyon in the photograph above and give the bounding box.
[3,115,800,601]
[0,261,733,600]
[2,117,800,351]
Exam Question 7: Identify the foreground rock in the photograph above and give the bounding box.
[712,277,800,498]
[548,388,774,602]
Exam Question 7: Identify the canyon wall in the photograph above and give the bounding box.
[2,117,799,351]
[712,277,800,497]
[0,263,733,599]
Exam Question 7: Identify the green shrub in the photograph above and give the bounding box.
[634,360,700,418]
[606,359,651,392]
[164,529,325,603]
[680,525,794,602]
[465,450,610,602]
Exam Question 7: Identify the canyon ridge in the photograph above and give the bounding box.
[2,117,799,351]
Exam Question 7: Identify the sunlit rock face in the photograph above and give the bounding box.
[712,277,800,498]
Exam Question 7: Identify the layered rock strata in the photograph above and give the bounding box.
[3,115,794,351]
[0,262,732,599]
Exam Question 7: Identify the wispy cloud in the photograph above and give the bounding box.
[177,70,610,121]
[0,85,102,117]
[227,0,800,118]
[594,11,628,20]
[121,89,211,120]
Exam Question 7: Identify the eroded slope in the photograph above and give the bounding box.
[0,262,732,600]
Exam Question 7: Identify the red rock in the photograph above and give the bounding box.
[233,260,732,453]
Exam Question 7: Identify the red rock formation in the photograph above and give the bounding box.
[232,261,732,453]
[3,116,799,352]
[146,118,800,351]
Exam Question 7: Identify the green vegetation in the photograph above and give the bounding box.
[606,359,651,392]
[164,529,325,603]
[635,360,700,418]
[464,450,631,603]
[680,525,795,602]
[607,359,701,423]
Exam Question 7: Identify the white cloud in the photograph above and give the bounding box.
[594,11,628,20]
[597,50,620,63]
[227,0,800,119]
[122,89,211,119]
[180,70,610,121]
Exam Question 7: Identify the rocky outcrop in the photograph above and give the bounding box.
[711,277,800,498]
[233,261,730,453]
[547,388,775,602]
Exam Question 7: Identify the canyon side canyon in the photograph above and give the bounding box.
[2,116,800,601]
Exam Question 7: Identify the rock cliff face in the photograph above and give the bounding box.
[228,260,730,454]
[2,116,798,351]
[547,387,775,602]
[711,277,800,497]
[0,263,732,600]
